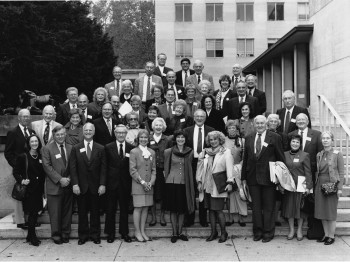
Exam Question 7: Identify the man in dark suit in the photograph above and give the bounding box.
[175,58,195,86]
[110,95,124,123]
[225,81,260,120]
[78,94,100,123]
[213,74,236,115]
[104,124,134,243]
[183,109,215,227]
[56,87,79,125]
[5,109,36,229]
[231,64,245,91]
[154,53,173,86]
[276,90,311,134]
[42,125,73,244]
[241,115,285,243]
[158,88,176,120]
[246,74,267,115]
[288,113,323,185]
[164,71,186,100]
[70,123,106,245]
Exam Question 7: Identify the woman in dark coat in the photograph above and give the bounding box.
[145,85,166,112]
[119,80,134,104]
[201,94,225,133]
[142,105,159,134]
[165,99,193,136]
[87,87,108,118]
[13,134,45,246]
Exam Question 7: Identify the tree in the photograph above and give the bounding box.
[0,1,115,106]
[91,0,155,69]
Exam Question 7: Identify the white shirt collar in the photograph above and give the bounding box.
[84,140,93,148]
[286,106,295,113]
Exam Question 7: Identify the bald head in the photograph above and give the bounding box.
[112,66,122,80]
[193,60,204,75]
[78,94,89,110]
[43,105,55,122]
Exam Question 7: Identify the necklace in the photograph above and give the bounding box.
[30,154,38,159]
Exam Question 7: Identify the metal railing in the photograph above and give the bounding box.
[318,94,350,185]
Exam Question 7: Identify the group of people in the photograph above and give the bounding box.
[4,54,344,246]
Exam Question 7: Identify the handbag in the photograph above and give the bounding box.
[321,181,338,196]
[212,171,227,194]
[300,193,315,215]
[11,154,28,201]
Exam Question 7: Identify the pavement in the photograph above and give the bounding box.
[0,235,350,261]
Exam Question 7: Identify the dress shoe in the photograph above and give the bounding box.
[275,221,282,226]
[206,231,218,242]
[238,222,246,227]
[218,232,228,243]
[253,235,262,241]
[62,238,69,243]
[324,237,335,245]
[78,239,86,245]
[17,223,28,229]
[160,221,167,227]
[107,236,115,243]
[93,239,101,244]
[297,236,304,241]
[178,234,188,241]
[262,237,273,243]
[122,235,132,243]
[200,222,209,227]
[183,222,194,227]
[287,233,295,240]
[225,220,234,226]
[53,239,63,245]
[317,236,328,243]
[149,221,157,227]
[35,222,41,227]
[171,235,178,243]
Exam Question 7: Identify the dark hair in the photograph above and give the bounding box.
[200,94,216,109]
[68,108,83,120]
[219,74,232,87]
[172,129,188,147]
[180,58,191,65]
[25,134,42,153]
[290,134,303,148]
[147,105,160,115]
[165,88,176,95]
[151,85,164,95]
[239,102,253,118]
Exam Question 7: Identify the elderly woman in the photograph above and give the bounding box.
[148,117,172,227]
[65,108,84,145]
[197,80,212,101]
[130,95,147,126]
[282,134,312,241]
[213,74,235,114]
[185,84,201,118]
[129,130,156,242]
[125,112,143,146]
[201,95,225,133]
[314,131,344,245]
[145,85,166,112]
[143,105,159,134]
[165,99,194,136]
[120,80,134,104]
[238,102,255,138]
[87,87,108,118]
[164,130,195,243]
[224,120,247,227]
[197,131,234,243]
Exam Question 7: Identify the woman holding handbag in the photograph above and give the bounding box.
[314,131,344,245]
[13,134,45,246]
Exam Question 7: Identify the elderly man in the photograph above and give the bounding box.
[110,95,123,122]
[241,115,285,243]
[154,53,173,86]
[104,66,123,100]
[186,60,214,98]
[31,105,60,146]
[70,123,106,245]
[5,109,36,229]
[164,71,186,100]
[134,61,163,107]
[158,88,176,120]
[276,90,311,134]
[245,74,266,115]
[77,94,98,123]
[175,58,195,86]
[183,109,215,227]
[56,87,79,125]
[231,64,245,90]
[42,125,73,244]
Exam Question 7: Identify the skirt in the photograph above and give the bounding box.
[23,191,43,214]
[227,191,248,216]
[204,193,225,211]
[154,168,165,202]
[314,173,338,221]
[282,191,307,219]
[164,183,187,213]
[133,194,153,208]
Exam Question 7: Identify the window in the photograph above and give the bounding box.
[267,38,279,48]
[237,39,254,57]
[237,3,254,21]
[267,3,284,21]
[175,3,192,22]
[175,40,193,57]
[206,39,223,57]
[298,2,309,20]
[206,3,223,21]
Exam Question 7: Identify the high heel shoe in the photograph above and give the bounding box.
[317,235,328,243]
[206,231,218,242]
[218,232,228,243]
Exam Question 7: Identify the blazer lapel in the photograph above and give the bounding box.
[257,131,270,160]
[53,143,66,168]
[79,143,89,165]
[303,129,312,151]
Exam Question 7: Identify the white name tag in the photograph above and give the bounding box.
[226,98,229,101]
[263,142,268,147]
[334,150,339,154]
[306,137,311,141]
[87,115,92,119]
[178,89,182,94]
[291,118,296,123]
[152,103,157,106]
[205,154,209,158]
[293,158,299,163]
[125,153,130,157]
[110,87,114,89]
[80,148,86,153]
[150,141,155,145]
[193,102,198,106]
[39,159,42,163]
[172,111,176,114]
[152,82,155,85]
[55,154,61,159]
[162,73,166,77]
[180,118,185,123]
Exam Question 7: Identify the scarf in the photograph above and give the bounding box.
[215,87,229,110]
[139,145,151,159]
[227,134,240,147]
[202,146,225,194]
[289,148,299,155]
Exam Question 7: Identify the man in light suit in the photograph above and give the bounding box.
[70,123,106,245]
[183,109,215,227]
[276,90,311,134]
[231,64,245,91]
[31,105,60,146]
[134,61,163,108]
[175,58,195,86]
[164,71,186,100]
[56,87,78,125]
[158,88,176,120]
[185,60,214,99]
[241,115,285,243]
[245,74,267,115]
[104,66,123,100]
[42,125,73,244]
[154,53,173,86]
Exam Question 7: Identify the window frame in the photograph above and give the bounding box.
[175,3,193,22]
[175,39,193,58]
[206,3,223,22]
[236,38,254,58]
[267,2,284,21]
[236,3,254,22]
[206,39,224,58]
[297,2,309,21]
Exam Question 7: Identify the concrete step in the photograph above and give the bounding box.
[342,186,350,196]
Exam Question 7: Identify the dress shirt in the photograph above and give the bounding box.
[142,75,153,102]
[196,73,203,83]
[116,141,126,157]
[124,94,132,101]
[42,120,53,141]
[193,124,205,158]
[69,103,77,110]
[158,66,165,76]
[114,79,121,96]
[206,109,211,116]
[284,106,295,122]
[55,142,67,159]
[84,139,93,151]
[153,134,161,143]
[168,84,179,100]
[247,87,255,96]
[238,95,247,103]
[19,123,30,137]
[254,130,267,154]
[182,70,189,85]
[298,127,308,150]
[220,89,229,108]
[103,117,113,134]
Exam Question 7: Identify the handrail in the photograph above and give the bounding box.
[318,94,350,185]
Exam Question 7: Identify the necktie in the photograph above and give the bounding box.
[284,111,291,133]
[116,80,120,96]
[43,122,50,145]
[197,75,201,84]
[184,71,188,85]
[24,127,29,139]
[146,76,151,100]
[60,144,67,167]
[82,109,85,115]
[234,77,238,87]
[73,104,76,108]
[107,119,112,135]
[256,134,262,156]
[239,96,243,103]
[86,142,91,160]
[168,103,173,118]
[249,89,252,96]
[119,143,124,158]
[197,127,202,154]
[189,103,193,115]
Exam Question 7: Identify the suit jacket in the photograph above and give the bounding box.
[186,73,215,100]
[31,120,60,146]
[225,95,260,120]
[183,125,215,151]
[164,84,187,100]
[241,130,285,186]
[276,106,311,133]
[92,117,120,146]
[56,103,76,125]
[145,97,166,112]
[185,99,201,118]
[158,103,174,120]
[42,142,72,195]
[204,109,225,133]
[231,75,245,89]
[105,142,134,191]
[175,69,195,86]
[288,128,323,174]
[154,66,173,86]
[284,151,312,189]
[87,102,103,121]
[5,125,36,168]
[212,89,236,115]
[250,88,267,115]
[133,75,163,101]
[104,79,124,99]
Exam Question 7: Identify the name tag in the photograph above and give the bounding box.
[152,82,155,85]
[291,118,296,123]
[226,98,229,101]
[55,154,61,159]
[87,115,92,119]
[162,73,166,77]
[205,154,209,158]
[263,142,268,147]
[180,118,185,123]
[152,103,157,106]
[305,137,311,141]
[110,87,114,89]
[193,102,198,106]
[150,141,155,145]
[172,111,176,114]
[178,89,182,94]
[334,150,339,154]
[293,158,299,163]
[80,148,86,153]
[125,153,130,157]
[39,159,42,163]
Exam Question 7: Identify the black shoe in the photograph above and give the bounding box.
[239,222,246,227]
[253,235,262,241]
[225,220,234,226]
[178,234,188,241]
[93,239,101,244]
[171,235,178,243]
[149,221,157,227]
[78,239,86,245]
[53,239,63,245]
[160,221,167,227]
[200,222,209,227]
[324,237,335,245]
[62,238,69,243]
[262,237,273,243]
[107,236,115,243]
[275,221,282,226]
[17,223,28,229]
[206,232,218,242]
[27,235,40,246]
[183,222,194,227]
[35,222,41,227]
[218,232,228,243]
[317,236,328,243]
[122,235,132,243]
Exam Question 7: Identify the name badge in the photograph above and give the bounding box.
[87,115,92,119]
[193,102,198,106]
[263,142,268,147]
[291,118,296,123]
[152,103,157,106]
[226,98,229,101]
[110,87,114,89]
[152,82,155,85]
[125,153,130,158]
[205,154,209,158]
[293,158,299,163]
[180,118,185,123]
[80,148,86,153]
[178,89,182,94]
[55,154,61,159]
[305,137,311,141]
[334,150,339,154]
[150,141,155,145]
[39,159,42,163]
[172,111,176,114]
[162,73,166,77]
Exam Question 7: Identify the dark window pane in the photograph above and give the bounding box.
[216,50,223,57]
[215,4,223,21]
[184,5,192,21]
[237,4,244,21]
[246,4,254,21]
[267,4,275,20]
[175,5,183,21]
[276,4,284,20]
[206,4,214,21]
